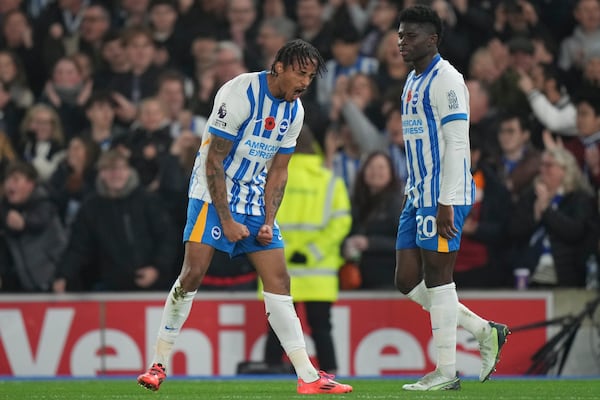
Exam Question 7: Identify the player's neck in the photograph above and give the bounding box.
[266,72,283,100]
[413,52,439,75]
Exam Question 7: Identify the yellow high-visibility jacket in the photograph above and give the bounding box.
[259,154,352,302]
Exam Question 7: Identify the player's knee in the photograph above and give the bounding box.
[179,264,207,290]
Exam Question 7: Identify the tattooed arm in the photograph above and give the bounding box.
[206,135,249,242]
[257,151,292,245]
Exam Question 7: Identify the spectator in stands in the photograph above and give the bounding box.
[558,0,600,78]
[342,151,403,289]
[47,136,98,228]
[468,47,503,86]
[493,0,554,46]
[0,10,45,96]
[324,117,361,193]
[256,17,297,71]
[193,40,248,117]
[492,111,541,202]
[261,126,351,374]
[93,30,130,89]
[517,62,578,137]
[80,91,125,152]
[489,36,536,115]
[19,103,66,181]
[53,150,179,292]
[77,3,112,71]
[224,0,262,71]
[115,97,172,190]
[189,33,218,89]
[108,26,164,125]
[39,55,91,140]
[582,50,600,89]
[149,0,189,70]
[467,79,500,160]
[36,0,90,72]
[316,24,378,111]
[0,132,17,182]
[0,50,32,145]
[508,147,598,287]
[156,70,207,138]
[360,0,399,58]
[329,73,384,131]
[295,0,333,62]
[116,0,151,27]
[454,129,513,288]
[563,89,600,191]
[0,162,67,292]
[0,50,34,111]
[374,29,410,102]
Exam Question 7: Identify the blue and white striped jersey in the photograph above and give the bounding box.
[401,55,475,208]
[188,71,304,215]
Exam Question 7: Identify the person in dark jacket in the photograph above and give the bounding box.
[342,151,403,289]
[0,162,67,292]
[53,149,179,292]
[508,147,599,287]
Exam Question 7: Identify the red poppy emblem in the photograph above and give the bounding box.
[264,116,276,130]
[406,90,412,103]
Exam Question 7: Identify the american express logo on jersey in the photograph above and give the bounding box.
[244,139,279,159]
[403,118,424,135]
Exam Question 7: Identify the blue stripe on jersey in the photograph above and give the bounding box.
[244,162,261,214]
[423,69,440,207]
[406,141,415,202]
[278,146,295,154]
[441,113,468,125]
[208,126,236,140]
[230,157,251,209]
[253,75,269,137]
[463,158,468,205]
[415,138,427,208]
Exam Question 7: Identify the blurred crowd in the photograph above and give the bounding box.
[0,0,599,293]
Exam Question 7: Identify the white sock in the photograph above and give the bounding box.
[408,280,489,340]
[263,291,319,382]
[153,279,197,368]
[428,283,458,379]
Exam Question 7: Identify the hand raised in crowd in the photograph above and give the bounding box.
[76,80,93,107]
[112,92,137,122]
[542,129,564,150]
[5,209,25,231]
[519,0,538,25]
[134,266,159,288]
[584,145,600,176]
[517,68,535,94]
[533,180,552,221]
[44,81,62,107]
[329,75,349,121]
[49,23,63,39]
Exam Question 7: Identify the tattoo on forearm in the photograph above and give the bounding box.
[266,180,286,224]
[206,136,233,222]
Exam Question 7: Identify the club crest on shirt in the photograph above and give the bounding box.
[278,119,289,135]
[211,226,222,240]
[447,90,459,110]
[411,91,419,106]
[217,103,227,118]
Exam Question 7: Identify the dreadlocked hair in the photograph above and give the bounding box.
[270,39,326,76]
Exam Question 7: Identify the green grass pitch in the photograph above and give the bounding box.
[1,377,599,399]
